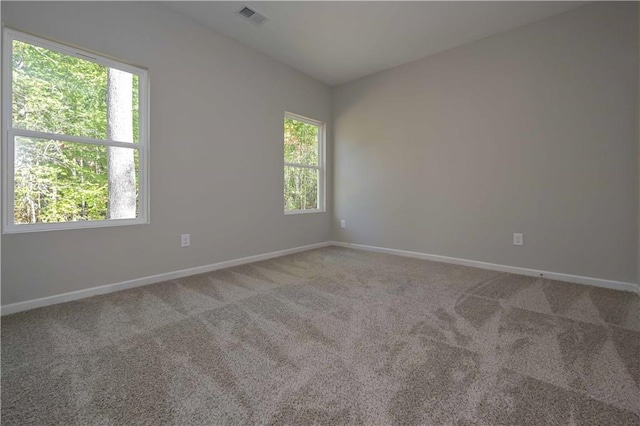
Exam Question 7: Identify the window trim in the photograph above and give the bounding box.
[284,111,326,215]
[2,28,150,234]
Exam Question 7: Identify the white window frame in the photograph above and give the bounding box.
[284,111,326,215]
[2,28,150,234]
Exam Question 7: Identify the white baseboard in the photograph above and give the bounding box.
[329,241,640,294]
[3,239,637,316]
[1,241,332,316]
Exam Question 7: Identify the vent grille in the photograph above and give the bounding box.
[238,6,255,18]
[237,5,269,25]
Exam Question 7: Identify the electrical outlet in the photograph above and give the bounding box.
[181,234,190,247]
[340,219,346,229]
[513,233,523,246]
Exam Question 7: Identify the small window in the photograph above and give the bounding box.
[284,112,325,214]
[2,29,149,233]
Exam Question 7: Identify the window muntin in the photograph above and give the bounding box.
[3,29,149,233]
[284,112,325,213]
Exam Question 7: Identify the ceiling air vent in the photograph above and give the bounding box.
[237,5,269,26]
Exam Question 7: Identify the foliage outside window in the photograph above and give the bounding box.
[284,112,325,213]
[3,29,149,233]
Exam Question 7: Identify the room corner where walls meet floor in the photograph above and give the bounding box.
[1,241,638,317]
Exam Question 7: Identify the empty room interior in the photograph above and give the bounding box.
[1,1,639,424]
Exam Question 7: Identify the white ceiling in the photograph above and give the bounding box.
[164,1,587,86]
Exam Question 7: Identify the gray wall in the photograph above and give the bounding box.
[333,2,639,284]
[1,2,332,305]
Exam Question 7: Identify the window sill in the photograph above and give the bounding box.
[3,217,149,234]
[284,209,325,216]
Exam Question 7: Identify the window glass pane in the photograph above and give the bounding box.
[12,40,139,143]
[14,136,139,224]
[284,117,318,166]
[284,166,318,211]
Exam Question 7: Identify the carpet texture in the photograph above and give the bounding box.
[2,246,639,425]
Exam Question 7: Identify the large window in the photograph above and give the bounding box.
[2,29,149,233]
[284,112,325,214]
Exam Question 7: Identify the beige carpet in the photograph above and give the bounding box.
[2,246,639,425]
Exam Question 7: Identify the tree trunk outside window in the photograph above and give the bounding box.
[106,68,136,219]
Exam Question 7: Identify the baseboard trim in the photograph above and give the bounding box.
[1,241,332,316]
[329,241,640,294]
[3,239,637,315]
